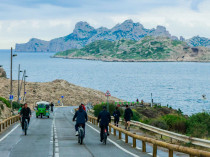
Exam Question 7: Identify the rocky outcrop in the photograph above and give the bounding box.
[0,78,122,109]
[15,19,176,52]
[0,68,6,78]
[187,36,210,48]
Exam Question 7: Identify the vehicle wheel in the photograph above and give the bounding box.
[36,116,38,118]
[104,133,107,145]
[80,131,83,145]
[48,116,49,118]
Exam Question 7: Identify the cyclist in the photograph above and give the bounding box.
[124,105,133,131]
[73,105,87,136]
[113,107,121,127]
[97,106,111,142]
[20,103,32,132]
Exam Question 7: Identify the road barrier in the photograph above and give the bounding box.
[88,115,210,157]
[130,120,210,149]
[0,115,19,133]
[88,109,210,149]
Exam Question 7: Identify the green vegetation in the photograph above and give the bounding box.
[55,36,186,60]
[0,96,22,110]
[93,102,210,138]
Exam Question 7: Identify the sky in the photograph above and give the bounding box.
[0,0,210,49]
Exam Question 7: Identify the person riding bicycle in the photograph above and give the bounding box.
[20,103,31,132]
[73,105,87,136]
[97,106,111,142]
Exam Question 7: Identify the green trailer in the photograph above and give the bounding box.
[36,101,50,118]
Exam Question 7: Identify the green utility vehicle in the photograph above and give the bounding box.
[36,101,50,118]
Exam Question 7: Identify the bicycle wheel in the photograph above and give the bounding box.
[103,132,107,145]
[80,130,83,145]
[24,121,27,135]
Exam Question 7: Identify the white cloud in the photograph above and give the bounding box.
[0,0,209,49]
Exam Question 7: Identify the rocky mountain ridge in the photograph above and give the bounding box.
[15,19,178,52]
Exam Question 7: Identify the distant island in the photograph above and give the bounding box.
[54,36,210,62]
[15,19,210,52]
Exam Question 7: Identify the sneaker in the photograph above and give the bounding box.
[75,131,78,136]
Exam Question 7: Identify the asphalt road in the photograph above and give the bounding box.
[0,107,151,157]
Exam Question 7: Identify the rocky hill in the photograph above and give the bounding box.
[15,19,179,52]
[187,36,210,48]
[54,36,210,62]
[0,67,6,78]
[0,77,122,109]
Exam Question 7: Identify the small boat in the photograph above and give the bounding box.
[202,94,206,99]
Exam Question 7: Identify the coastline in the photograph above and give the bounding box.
[52,55,210,63]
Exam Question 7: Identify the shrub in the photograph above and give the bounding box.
[187,112,210,138]
[0,97,11,108]
[93,103,123,117]
[149,119,168,130]
[0,104,4,110]
[12,101,21,110]
[131,109,141,121]
[162,114,187,133]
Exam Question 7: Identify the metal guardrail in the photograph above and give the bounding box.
[130,120,210,149]
[89,108,210,149]
[0,115,19,133]
[88,115,210,157]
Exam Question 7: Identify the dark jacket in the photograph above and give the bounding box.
[113,110,121,119]
[97,110,111,126]
[20,107,31,117]
[73,108,88,124]
[124,108,133,119]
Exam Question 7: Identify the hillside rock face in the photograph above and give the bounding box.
[55,36,210,62]
[0,78,122,109]
[187,36,210,48]
[0,68,6,78]
[15,19,176,52]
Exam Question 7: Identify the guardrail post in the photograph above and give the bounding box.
[0,123,1,132]
[114,128,116,136]
[5,120,7,128]
[125,134,128,143]
[109,125,111,133]
[169,149,173,157]
[133,133,136,148]
[153,144,157,157]
[142,141,146,152]
[189,155,194,157]
[119,130,121,139]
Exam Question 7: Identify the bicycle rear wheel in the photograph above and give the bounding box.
[79,130,84,145]
[103,132,107,145]
[24,121,27,135]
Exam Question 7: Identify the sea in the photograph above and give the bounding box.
[0,50,209,115]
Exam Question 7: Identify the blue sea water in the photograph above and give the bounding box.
[0,50,209,115]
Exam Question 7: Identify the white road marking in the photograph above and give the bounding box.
[0,124,19,142]
[86,123,140,157]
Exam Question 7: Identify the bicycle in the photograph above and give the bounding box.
[78,124,84,145]
[23,118,28,135]
[101,127,108,145]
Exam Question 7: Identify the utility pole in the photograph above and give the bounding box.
[10,48,13,110]
[23,70,28,103]
[17,64,22,104]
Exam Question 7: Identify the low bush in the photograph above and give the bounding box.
[93,103,123,117]
[131,109,141,121]
[162,114,187,133]
[149,119,168,130]
[186,112,210,138]
[0,97,11,108]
